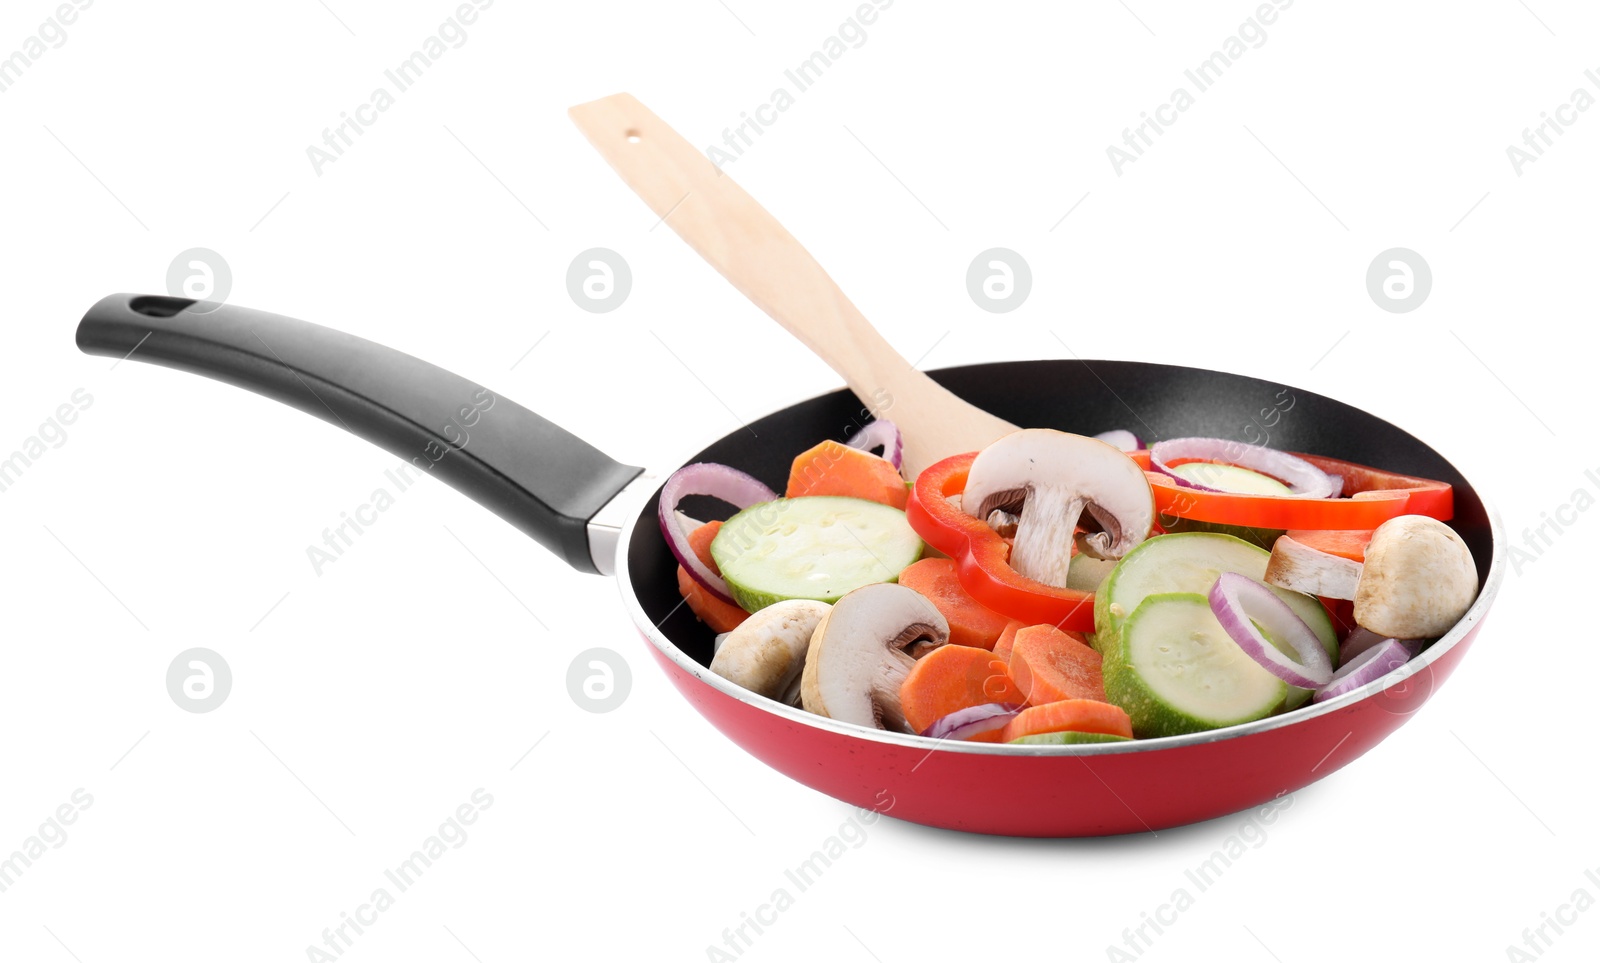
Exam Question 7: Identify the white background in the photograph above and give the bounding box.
[1,1,1596,960]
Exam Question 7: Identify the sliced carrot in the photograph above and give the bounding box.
[786,440,907,509]
[676,519,749,633]
[1008,625,1105,705]
[677,566,749,633]
[1286,528,1373,563]
[991,620,1025,665]
[898,645,1025,736]
[1000,699,1133,742]
[688,520,724,568]
[897,558,1011,650]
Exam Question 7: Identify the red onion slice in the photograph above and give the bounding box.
[845,419,904,471]
[1208,573,1334,688]
[1094,429,1143,452]
[1341,628,1424,665]
[922,703,1022,741]
[1313,638,1412,703]
[1150,437,1337,498]
[658,463,778,605]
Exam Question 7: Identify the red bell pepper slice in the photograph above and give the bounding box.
[905,453,1096,631]
[1138,450,1453,531]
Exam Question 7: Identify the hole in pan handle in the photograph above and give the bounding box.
[75,293,643,575]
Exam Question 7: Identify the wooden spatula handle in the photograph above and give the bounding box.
[569,92,1017,475]
[570,96,913,398]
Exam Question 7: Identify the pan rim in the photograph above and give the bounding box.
[615,365,1505,758]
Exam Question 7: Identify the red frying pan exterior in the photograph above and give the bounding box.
[641,624,1481,836]
[624,528,1496,837]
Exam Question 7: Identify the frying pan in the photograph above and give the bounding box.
[75,292,1502,837]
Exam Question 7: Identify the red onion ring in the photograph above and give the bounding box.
[922,703,1022,741]
[845,419,903,471]
[1150,437,1337,498]
[1341,628,1424,665]
[1094,429,1143,452]
[1208,573,1333,688]
[1313,638,1412,703]
[657,463,778,605]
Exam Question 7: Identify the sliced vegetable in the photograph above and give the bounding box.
[1093,532,1337,664]
[1265,534,1363,600]
[687,517,722,565]
[991,620,1025,665]
[1313,638,1413,703]
[1007,625,1105,706]
[921,702,1022,742]
[787,439,908,509]
[1285,528,1373,562]
[1103,593,1287,738]
[1064,552,1117,593]
[1093,429,1142,452]
[1339,627,1415,664]
[1008,731,1132,745]
[676,520,750,633]
[961,429,1155,578]
[709,599,831,706]
[712,496,924,611]
[659,463,778,604]
[897,558,1011,650]
[1208,573,1334,689]
[1150,437,1337,497]
[1146,453,1454,531]
[898,644,1026,736]
[677,566,750,633]
[1168,461,1292,496]
[845,418,904,470]
[1301,452,1454,520]
[800,583,947,731]
[999,699,1134,743]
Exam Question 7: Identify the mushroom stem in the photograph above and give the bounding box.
[1008,486,1086,588]
[1265,535,1363,600]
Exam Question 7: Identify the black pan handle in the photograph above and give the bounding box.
[76,294,643,575]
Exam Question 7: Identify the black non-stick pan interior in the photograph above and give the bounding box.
[627,360,1492,670]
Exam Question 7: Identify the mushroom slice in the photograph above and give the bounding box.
[1353,515,1479,639]
[800,583,948,732]
[960,428,1154,585]
[1264,534,1363,600]
[709,600,831,706]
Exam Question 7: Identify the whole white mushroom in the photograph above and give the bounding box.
[709,600,832,705]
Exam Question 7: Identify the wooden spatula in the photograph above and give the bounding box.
[568,92,1018,478]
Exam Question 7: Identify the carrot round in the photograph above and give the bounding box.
[786,440,908,509]
[1000,699,1133,742]
[898,558,1012,650]
[899,645,1025,736]
[677,566,749,633]
[688,520,723,566]
[1008,625,1105,706]
[991,620,1026,665]
[677,520,749,633]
